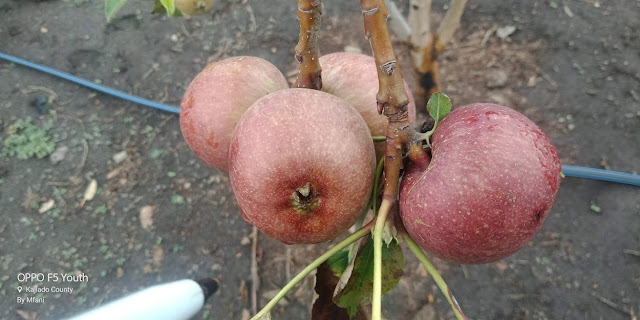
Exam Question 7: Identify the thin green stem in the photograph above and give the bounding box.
[250,221,375,320]
[372,135,387,142]
[372,199,392,320]
[400,233,466,320]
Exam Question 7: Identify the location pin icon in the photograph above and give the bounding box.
[17,286,22,293]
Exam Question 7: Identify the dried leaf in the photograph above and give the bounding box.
[139,206,155,229]
[152,245,164,267]
[16,309,37,320]
[563,5,574,17]
[38,199,55,214]
[80,179,97,207]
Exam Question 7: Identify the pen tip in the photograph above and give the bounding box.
[196,278,220,301]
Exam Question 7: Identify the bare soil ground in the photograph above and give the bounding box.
[1,0,639,319]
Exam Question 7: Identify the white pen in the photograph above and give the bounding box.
[68,278,219,320]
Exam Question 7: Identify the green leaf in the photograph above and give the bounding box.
[426,92,452,123]
[328,249,349,277]
[334,236,404,308]
[105,0,129,22]
[153,0,182,16]
[312,261,366,320]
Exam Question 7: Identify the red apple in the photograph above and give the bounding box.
[399,103,561,264]
[229,88,376,244]
[320,52,417,160]
[180,56,288,172]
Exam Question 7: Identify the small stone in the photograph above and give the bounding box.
[240,237,251,246]
[240,309,251,320]
[496,25,516,39]
[344,45,363,54]
[139,206,154,229]
[112,151,127,164]
[412,304,436,320]
[50,146,69,165]
[486,70,508,88]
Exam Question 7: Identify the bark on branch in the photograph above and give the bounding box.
[295,0,323,89]
[360,0,415,201]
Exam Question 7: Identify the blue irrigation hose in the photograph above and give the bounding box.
[0,51,180,114]
[1,51,639,187]
[562,165,640,187]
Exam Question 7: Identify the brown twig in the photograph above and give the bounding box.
[623,249,640,257]
[385,0,411,41]
[21,85,59,103]
[295,0,323,89]
[409,0,467,101]
[594,294,632,316]
[250,226,259,315]
[408,0,432,65]
[360,0,417,200]
[435,0,468,53]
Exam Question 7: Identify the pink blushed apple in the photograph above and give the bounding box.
[180,56,288,172]
[229,88,376,244]
[400,103,561,264]
[320,52,417,161]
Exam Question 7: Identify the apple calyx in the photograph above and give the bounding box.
[291,182,321,215]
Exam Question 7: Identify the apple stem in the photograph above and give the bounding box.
[399,230,467,320]
[295,0,323,90]
[250,220,375,320]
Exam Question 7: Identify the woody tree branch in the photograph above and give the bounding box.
[360,1,423,319]
[295,0,324,89]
